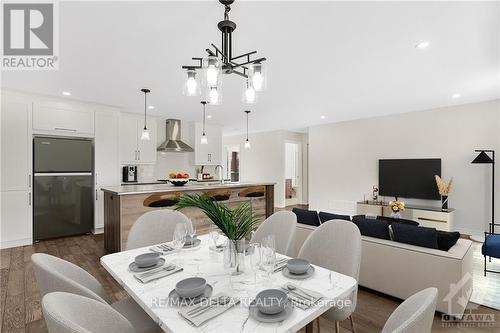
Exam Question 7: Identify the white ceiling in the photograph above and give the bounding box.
[2,1,499,135]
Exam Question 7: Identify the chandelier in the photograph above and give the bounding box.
[182,0,267,105]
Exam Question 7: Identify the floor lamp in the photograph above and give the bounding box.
[471,149,495,242]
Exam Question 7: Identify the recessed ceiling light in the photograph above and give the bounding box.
[62,91,71,96]
[148,105,155,109]
[415,41,430,49]
[207,115,212,119]
[320,115,326,119]
[452,93,461,99]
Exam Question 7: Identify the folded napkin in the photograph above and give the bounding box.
[134,266,183,284]
[281,283,323,310]
[179,294,240,327]
[273,257,289,273]
[149,243,175,255]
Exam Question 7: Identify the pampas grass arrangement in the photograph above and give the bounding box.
[435,175,453,196]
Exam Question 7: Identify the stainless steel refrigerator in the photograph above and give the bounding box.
[33,137,94,241]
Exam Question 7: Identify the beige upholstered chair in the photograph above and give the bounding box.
[32,253,159,333]
[251,211,297,255]
[42,292,136,333]
[382,288,438,333]
[298,220,362,333]
[126,209,193,250]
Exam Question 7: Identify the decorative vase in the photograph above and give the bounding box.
[223,239,246,275]
[441,195,449,212]
[391,211,402,219]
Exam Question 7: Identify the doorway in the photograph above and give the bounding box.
[224,145,240,182]
[285,141,302,206]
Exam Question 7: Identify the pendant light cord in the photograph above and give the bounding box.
[202,102,206,135]
[143,90,148,130]
[245,110,250,140]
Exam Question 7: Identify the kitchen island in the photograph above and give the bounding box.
[101,182,275,253]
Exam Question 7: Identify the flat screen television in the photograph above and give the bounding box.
[379,159,441,200]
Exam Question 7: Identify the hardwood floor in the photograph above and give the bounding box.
[0,234,498,333]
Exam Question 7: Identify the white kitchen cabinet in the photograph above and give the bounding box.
[94,110,120,231]
[119,114,157,164]
[33,102,94,136]
[192,122,223,165]
[0,190,32,248]
[1,98,32,191]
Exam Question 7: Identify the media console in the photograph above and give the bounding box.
[356,202,455,231]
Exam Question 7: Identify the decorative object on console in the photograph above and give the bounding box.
[471,149,496,242]
[140,88,151,141]
[181,0,266,103]
[435,175,453,212]
[388,199,405,219]
[175,193,258,274]
[372,185,379,201]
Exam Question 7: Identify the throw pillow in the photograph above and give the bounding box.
[377,216,419,226]
[292,208,321,226]
[352,218,391,240]
[319,211,351,223]
[437,231,461,251]
[391,223,439,249]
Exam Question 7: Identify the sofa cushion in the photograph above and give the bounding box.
[319,211,351,223]
[352,215,364,223]
[391,223,439,249]
[437,231,461,251]
[353,218,391,240]
[292,208,320,227]
[378,216,419,226]
[482,234,500,258]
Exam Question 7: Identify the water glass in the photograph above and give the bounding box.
[172,223,187,251]
[261,236,276,282]
[209,225,220,251]
[248,243,262,285]
[187,224,197,248]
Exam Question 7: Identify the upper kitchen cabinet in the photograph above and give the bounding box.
[192,122,223,165]
[33,101,94,136]
[119,113,157,164]
[1,96,32,191]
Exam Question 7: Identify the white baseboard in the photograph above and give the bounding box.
[0,238,32,249]
[92,227,104,235]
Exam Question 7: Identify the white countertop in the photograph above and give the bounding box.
[101,182,275,195]
[100,235,356,333]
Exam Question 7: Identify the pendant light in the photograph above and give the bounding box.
[244,110,251,149]
[140,88,151,141]
[200,101,208,145]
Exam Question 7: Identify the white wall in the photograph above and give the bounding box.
[223,130,308,208]
[308,100,500,235]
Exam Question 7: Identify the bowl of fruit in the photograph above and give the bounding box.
[168,173,190,186]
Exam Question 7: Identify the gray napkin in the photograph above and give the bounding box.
[134,266,183,284]
[179,294,240,327]
[281,283,323,310]
[149,244,174,255]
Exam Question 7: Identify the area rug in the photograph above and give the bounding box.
[469,241,500,310]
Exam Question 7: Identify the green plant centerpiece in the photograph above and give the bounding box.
[175,193,259,274]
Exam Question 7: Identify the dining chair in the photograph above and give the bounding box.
[382,288,438,333]
[298,220,362,333]
[251,211,297,255]
[126,209,193,250]
[42,292,136,333]
[32,253,159,333]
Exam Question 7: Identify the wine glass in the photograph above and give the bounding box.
[261,236,276,284]
[248,243,262,286]
[187,224,197,248]
[209,225,220,251]
[172,223,187,251]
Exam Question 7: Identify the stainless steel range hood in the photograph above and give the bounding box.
[157,119,194,152]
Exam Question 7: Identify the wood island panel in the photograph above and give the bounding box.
[103,185,274,253]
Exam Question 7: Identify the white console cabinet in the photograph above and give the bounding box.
[356,202,454,231]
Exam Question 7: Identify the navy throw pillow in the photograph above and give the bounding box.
[352,218,391,240]
[352,215,365,223]
[292,208,320,227]
[319,211,351,223]
[437,231,461,251]
[391,223,439,249]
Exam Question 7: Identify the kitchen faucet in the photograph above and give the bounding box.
[215,165,224,184]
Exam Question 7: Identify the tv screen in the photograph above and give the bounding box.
[379,159,441,200]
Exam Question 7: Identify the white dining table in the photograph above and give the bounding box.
[100,235,357,333]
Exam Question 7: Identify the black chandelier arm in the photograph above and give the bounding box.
[231,57,266,69]
[231,50,257,61]
[231,69,247,78]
